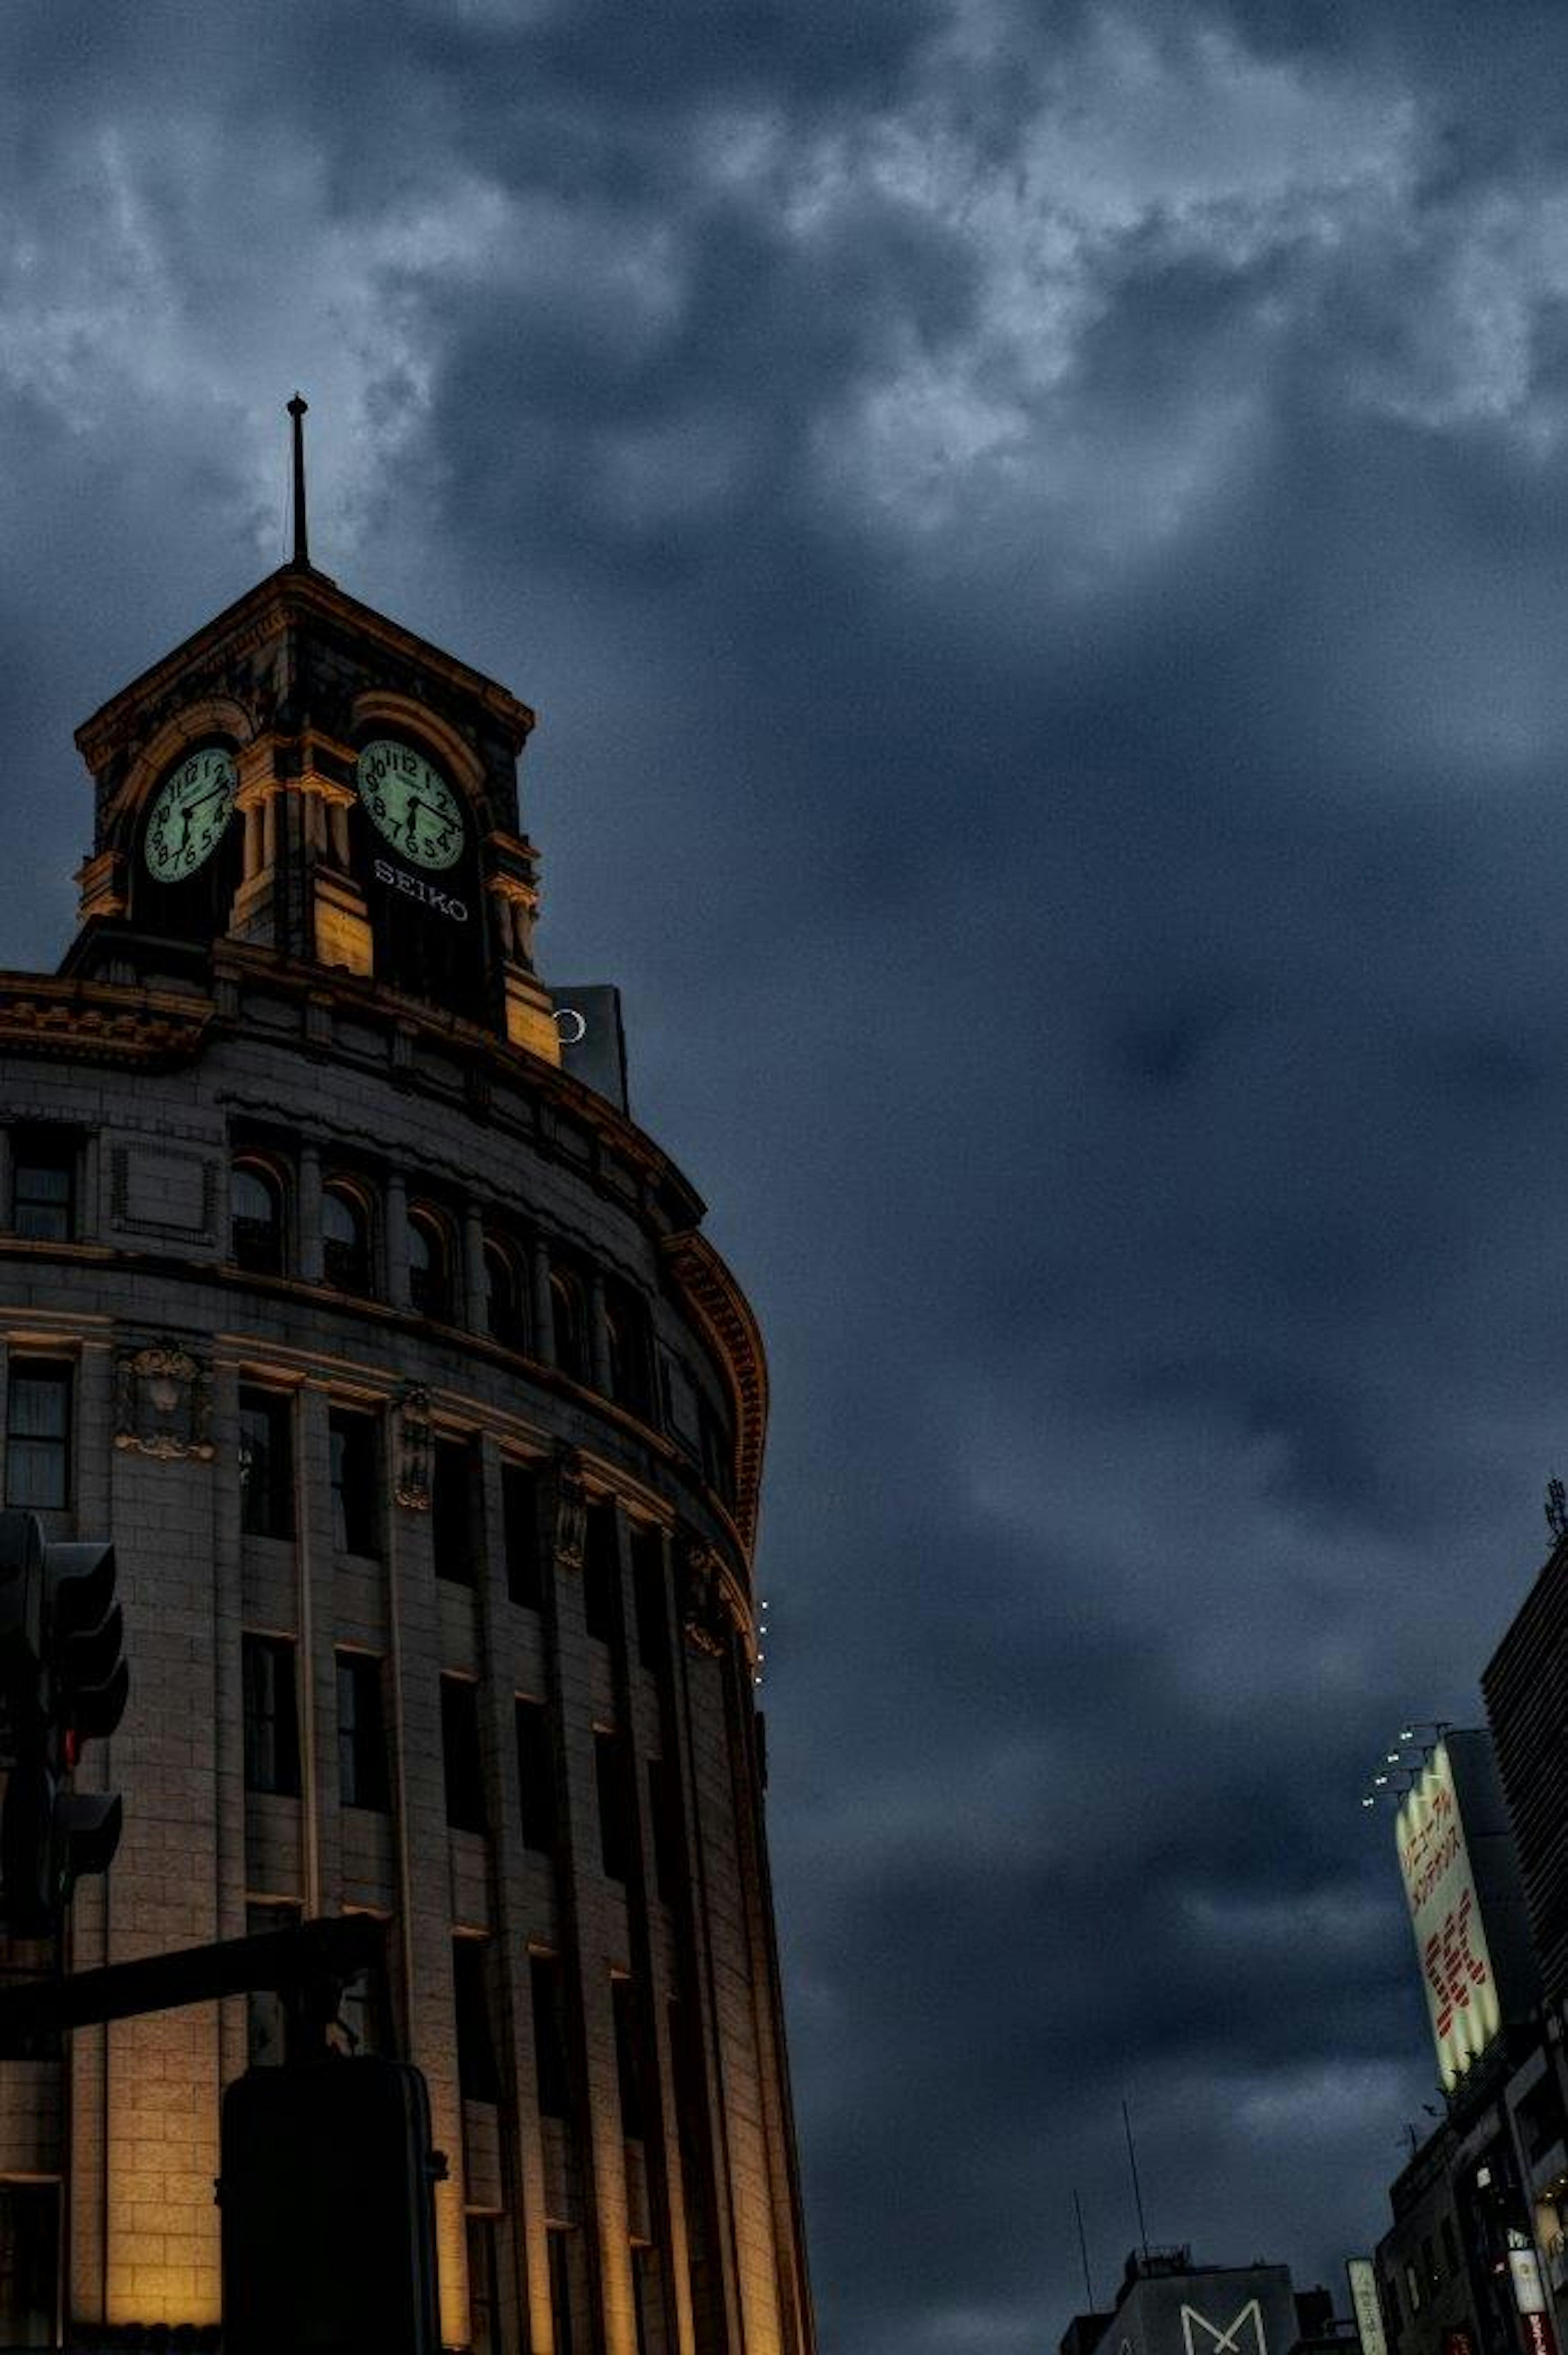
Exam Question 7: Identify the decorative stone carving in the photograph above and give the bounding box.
[394,1385,433,1510]
[553,1446,587,1573]
[678,1538,728,1658]
[114,1341,214,1463]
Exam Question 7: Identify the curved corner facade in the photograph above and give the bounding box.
[0,558,815,2353]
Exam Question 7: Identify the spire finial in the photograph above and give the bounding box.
[286,392,310,569]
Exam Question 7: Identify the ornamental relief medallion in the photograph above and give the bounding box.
[114,1341,214,1463]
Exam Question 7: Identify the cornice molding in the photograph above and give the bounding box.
[659,1228,768,1554]
[0,978,213,1068]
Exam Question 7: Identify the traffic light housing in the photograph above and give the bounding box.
[0,1512,126,1933]
[219,2057,443,2353]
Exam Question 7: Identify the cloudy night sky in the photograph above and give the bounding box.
[10,0,1568,2346]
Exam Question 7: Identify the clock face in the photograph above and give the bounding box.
[356,739,465,872]
[144,746,238,882]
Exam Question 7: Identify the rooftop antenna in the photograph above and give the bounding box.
[287,392,310,569]
[1122,2097,1150,2266]
[1073,2187,1097,2310]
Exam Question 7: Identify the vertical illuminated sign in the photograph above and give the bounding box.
[1346,2260,1387,2355]
[1395,1742,1501,2091]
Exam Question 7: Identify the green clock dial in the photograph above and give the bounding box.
[356,739,465,872]
[144,746,238,882]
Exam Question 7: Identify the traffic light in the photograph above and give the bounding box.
[42,1536,125,1914]
[219,2057,443,2353]
[0,1512,125,1933]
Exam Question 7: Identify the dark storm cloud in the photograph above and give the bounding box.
[4,1,1568,2348]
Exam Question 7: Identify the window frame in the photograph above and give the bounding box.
[4,1360,73,1511]
[336,1648,390,1813]
[10,1128,77,1244]
[238,1385,294,1541]
[407,1202,455,1322]
[242,1632,301,1798]
[328,1406,381,1559]
[230,1155,287,1276]
[441,1673,487,1834]
[321,1177,375,1298]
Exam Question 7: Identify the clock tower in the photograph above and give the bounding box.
[68,544,560,1058]
[0,431,813,2352]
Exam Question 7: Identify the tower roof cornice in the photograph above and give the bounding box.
[74,562,537,769]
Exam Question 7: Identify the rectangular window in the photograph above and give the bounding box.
[11,1131,75,1243]
[339,1928,390,2058]
[245,1898,303,2065]
[238,1387,293,1539]
[647,1757,680,1900]
[502,1461,542,1608]
[4,1363,71,1510]
[243,1634,301,1797]
[329,1409,379,1557]
[468,2215,501,2355]
[441,1676,486,1834]
[432,1438,475,1585]
[631,1524,667,1668]
[516,1697,557,1853]
[531,1953,571,2119]
[336,1651,389,1812]
[453,1937,500,2103]
[548,2228,578,2355]
[612,1975,644,2140]
[584,1503,618,1642]
[596,1729,632,1883]
[0,2179,60,2348]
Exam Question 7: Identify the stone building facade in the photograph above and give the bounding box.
[0,552,814,2351]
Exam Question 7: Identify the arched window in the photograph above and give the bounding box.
[408,1207,452,1321]
[604,1285,650,1417]
[322,1182,373,1297]
[549,1263,588,1383]
[232,1160,285,1276]
[483,1238,528,1352]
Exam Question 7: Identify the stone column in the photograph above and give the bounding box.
[298,1142,323,1284]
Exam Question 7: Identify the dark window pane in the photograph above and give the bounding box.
[232,1162,284,1274]
[243,1635,300,1797]
[441,1677,486,1833]
[408,1209,451,1320]
[631,1525,666,1668]
[596,1729,632,1882]
[531,1954,570,2119]
[246,1898,303,2066]
[12,1134,74,1243]
[468,2215,501,2355]
[548,2230,578,2355]
[483,1241,527,1351]
[5,1363,71,1510]
[432,1440,474,1584]
[337,1652,389,1812]
[550,1265,587,1381]
[584,1504,618,1642]
[322,1184,372,1295]
[647,1757,680,1901]
[453,1938,500,2103]
[0,2177,58,2346]
[613,1976,644,2140]
[238,1388,293,1539]
[516,1698,557,1854]
[605,1283,651,1416]
[329,1410,379,1557]
[503,1463,542,1608]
